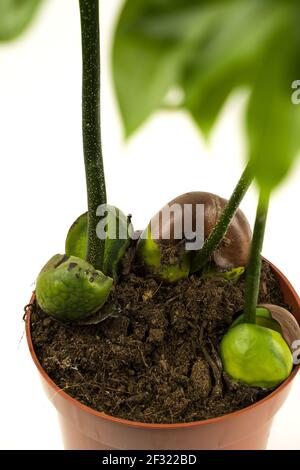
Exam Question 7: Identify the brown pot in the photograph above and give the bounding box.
[26,260,300,450]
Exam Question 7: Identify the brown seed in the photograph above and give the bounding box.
[259,303,300,350]
[147,192,252,269]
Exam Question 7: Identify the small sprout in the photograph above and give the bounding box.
[36,254,113,321]
[137,192,251,281]
[220,306,300,388]
[65,205,133,279]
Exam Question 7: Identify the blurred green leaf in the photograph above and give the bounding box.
[181,1,286,136]
[247,32,300,192]
[0,0,43,42]
[113,0,226,137]
[114,0,300,189]
[112,29,180,138]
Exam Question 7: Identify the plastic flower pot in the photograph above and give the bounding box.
[26,260,300,450]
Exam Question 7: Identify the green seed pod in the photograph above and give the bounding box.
[137,227,190,282]
[65,212,87,261]
[220,322,293,388]
[65,206,133,279]
[36,254,113,321]
[138,192,251,282]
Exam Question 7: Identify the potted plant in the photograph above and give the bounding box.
[22,0,300,450]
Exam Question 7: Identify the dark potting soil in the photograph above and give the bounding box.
[30,261,288,424]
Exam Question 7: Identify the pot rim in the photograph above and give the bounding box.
[25,259,300,430]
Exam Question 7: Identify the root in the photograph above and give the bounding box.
[23,303,36,321]
[198,324,223,397]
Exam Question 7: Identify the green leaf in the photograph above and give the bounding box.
[181,0,287,136]
[113,0,226,137]
[113,0,288,138]
[112,30,180,137]
[247,30,300,192]
[0,0,43,42]
[113,0,300,189]
[184,69,249,138]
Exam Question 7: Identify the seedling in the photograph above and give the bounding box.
[4,1,299,407]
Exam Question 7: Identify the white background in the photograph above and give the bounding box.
[0,0,299,450]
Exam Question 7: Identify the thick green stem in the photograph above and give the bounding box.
[243,191,270,323]
[190,164,253,273]
[79,0,106,270]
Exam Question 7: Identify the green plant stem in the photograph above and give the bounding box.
[190,164,253,273]
[243,190,270,323]
[79,0,106,270]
